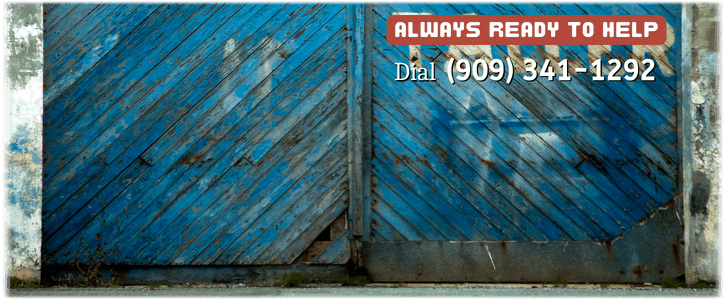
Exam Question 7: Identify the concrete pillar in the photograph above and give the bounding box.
[4,3,43,282]
[683,3,720,285]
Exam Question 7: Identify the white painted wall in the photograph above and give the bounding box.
[4,3,42,282]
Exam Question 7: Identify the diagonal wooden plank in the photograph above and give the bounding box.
[311,232,350,264]
[90,59,347,264]
[373,96,581,240]
[329,241,352,264]
[444,1,684,176]
[269,191,349,264]
[373,128,533,240]
[114,67,347,265]
[370,211,408,242]
[369,18,641,229]
[372,120,513,240]
[42,5,201,191]
[371,189,425,241]
[39,4,286,223]
[43,3,210,140]
[372,56,614,239]
[189,124,348,264]
[404,1,672,216]
[102,46,348,264]
[39,6,276,244]
[43,4,225,181]
[45,2,247,218]
[44,5,157,87]
[44,4,99,49]
[398,3,676,212]
[43,158,150,263]
[44,4,118,53]
[370,170,450,241]
[372,86,559,240]
[175,116,348,265]
[560,4,678,119]
[225,152,348,264]
[43,4,185,108]
[44,4,80,30]
[373,152,493,241]
[147,94,348,265]
[42,4,296,211]
[138,6,343,167]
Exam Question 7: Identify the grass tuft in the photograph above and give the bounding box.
[273,272,307,287]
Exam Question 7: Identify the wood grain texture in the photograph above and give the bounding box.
[43,4,350,266]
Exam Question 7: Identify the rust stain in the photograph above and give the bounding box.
[199,157,214,166]
[419,154,431,166]
[604,239,613,254]
[380,151,391,165]
[636,202,670,225]
[293,29,306,39]
[433,145,449,161]
[659,198,676,210]
[479,158,495,167]
[632,265,650,282]
[179,152,204,166]
[278,51,288,59]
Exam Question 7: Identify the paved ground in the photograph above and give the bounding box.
[8,283,720,297]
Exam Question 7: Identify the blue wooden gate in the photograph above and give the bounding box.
[364,3,684,282]
[43,2,685,283]
[43,4,351,266]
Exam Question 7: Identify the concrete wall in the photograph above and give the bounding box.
[683,3,720,285]
[4,3,43,281]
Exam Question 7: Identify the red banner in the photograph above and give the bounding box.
[386,15,667,45]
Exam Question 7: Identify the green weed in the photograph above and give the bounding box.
[542,277,568,287]
[661,277,687,288]
[340,276,368,286]
[10,278,39,289]
[693,280,710,288]
[273,272,307,287]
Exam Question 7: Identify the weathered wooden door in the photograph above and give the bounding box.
[364,3,684,283]
[43,4,351,267]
